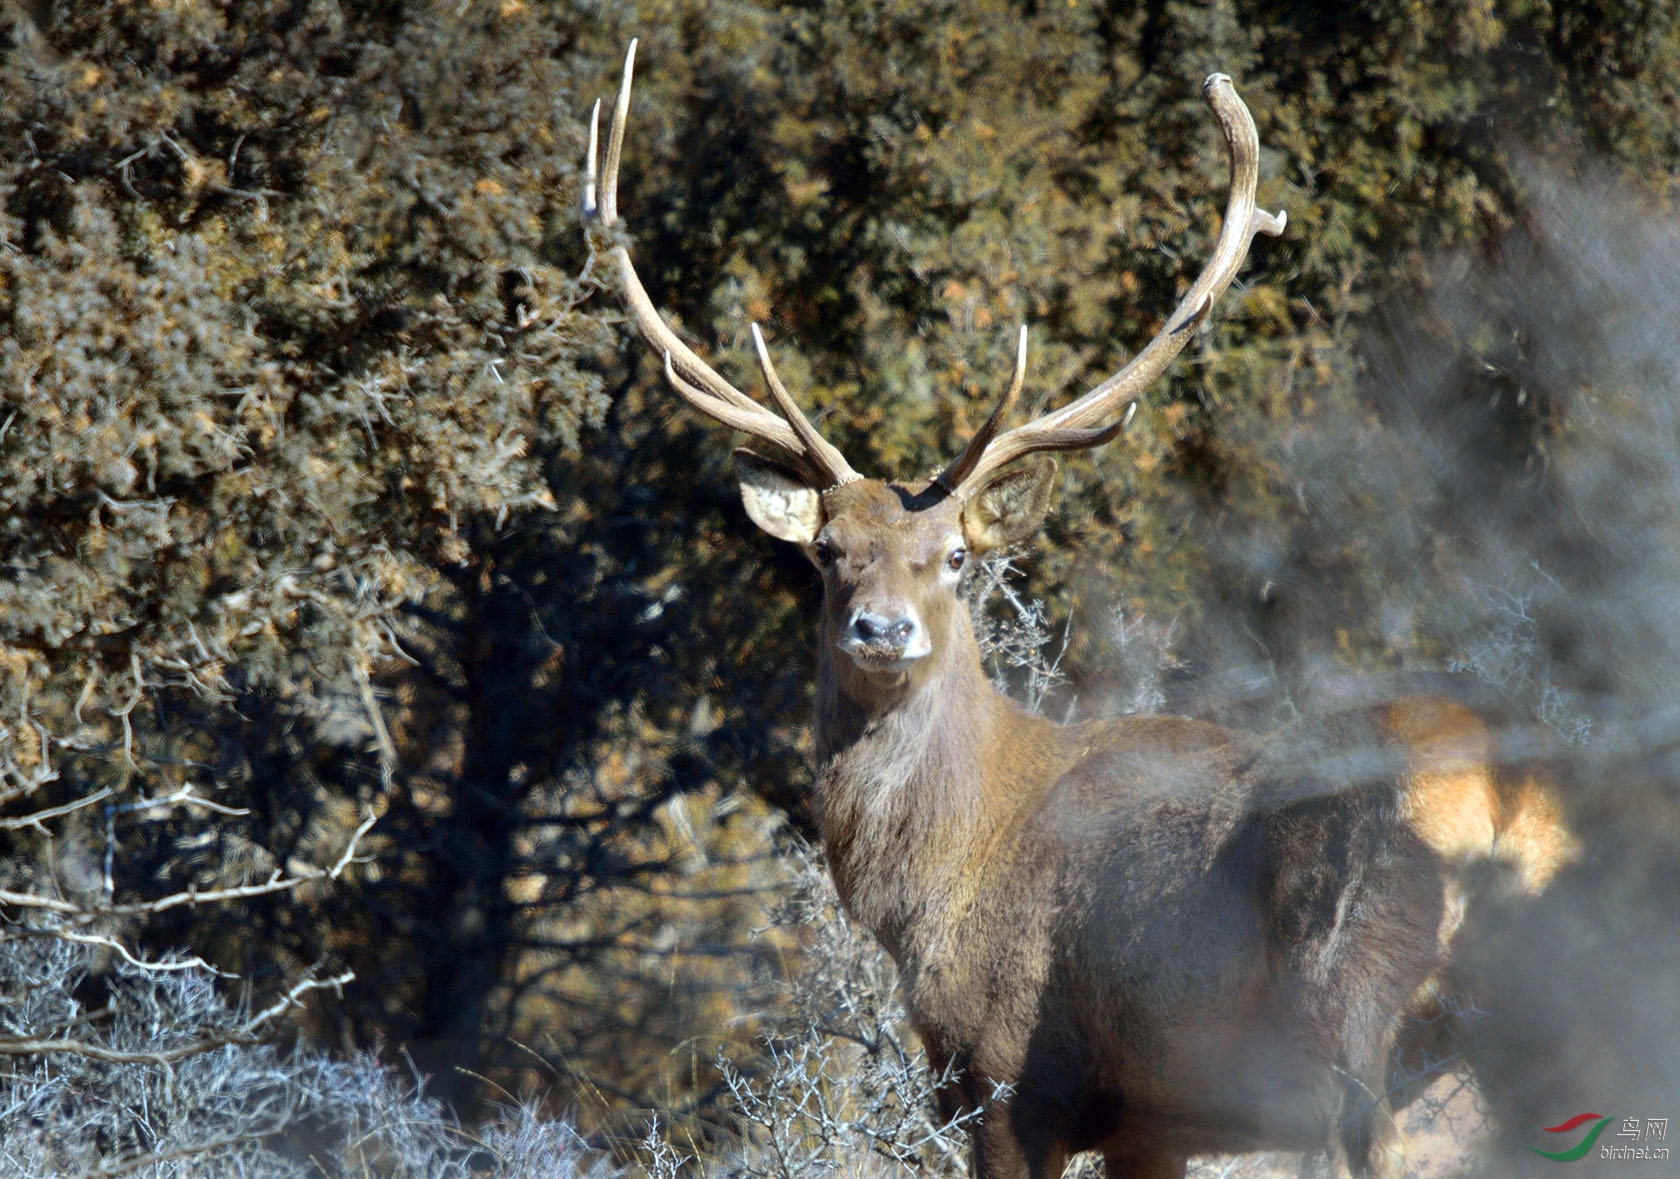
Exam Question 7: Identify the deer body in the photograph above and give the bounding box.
[582,44,1573,1178]
[821,677,1450,1177]
[792,478,1471,1178]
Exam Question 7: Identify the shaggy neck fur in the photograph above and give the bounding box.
[812,608,1058,965]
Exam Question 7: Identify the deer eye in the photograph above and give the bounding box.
[946,546,968,573]
[812,540,836,566]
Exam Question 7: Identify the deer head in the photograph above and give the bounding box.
[582,41,1284,708]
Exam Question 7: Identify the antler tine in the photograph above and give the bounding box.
[968,403,1136,477]
[933,325,1029,495]
[658,352,803,446]
[584,42,860,486]
[952,74,1284,498]
[752,325,862,486]
[599,39,635,224]
[583,98,601,218]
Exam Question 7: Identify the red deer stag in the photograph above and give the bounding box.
[582,42,1574,1179]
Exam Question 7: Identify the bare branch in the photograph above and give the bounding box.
[0,808,376,919]
[0,969,353,1063]
[109,782,251,820]
[238,968,356,1037]
[5,927,234,977]
[0,786,112,832]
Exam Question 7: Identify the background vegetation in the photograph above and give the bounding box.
[2,1,1678,1175]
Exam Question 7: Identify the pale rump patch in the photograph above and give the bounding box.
[1494,774,1579,892]
[1385,696,1577,895]
[1386,698,1499,861]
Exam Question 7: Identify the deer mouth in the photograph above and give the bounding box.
[841,640,924,667]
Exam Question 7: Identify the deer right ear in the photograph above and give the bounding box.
[735,449,823,545]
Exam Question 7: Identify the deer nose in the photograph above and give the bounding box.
[853,611,913,646]
[843,607,929,664]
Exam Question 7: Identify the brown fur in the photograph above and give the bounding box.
[746,473,1576,1179]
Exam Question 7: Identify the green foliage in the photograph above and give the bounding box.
[0,0,606,747]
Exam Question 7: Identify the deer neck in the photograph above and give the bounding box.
[811,613,1059,961]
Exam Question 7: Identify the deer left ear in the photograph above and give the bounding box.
[960,456,1058,553]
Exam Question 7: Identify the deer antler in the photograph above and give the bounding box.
[936,73,1286,499]
[583,40,862,489]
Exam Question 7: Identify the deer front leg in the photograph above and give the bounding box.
[963,1083,1077,1179]
[973,1115,1067,1179]
[1326,1068,1406,1179]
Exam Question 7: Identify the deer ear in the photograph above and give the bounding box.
[961,456,1057,552]
[735,448,823,545]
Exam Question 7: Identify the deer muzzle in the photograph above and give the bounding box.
[841,606,931,667]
